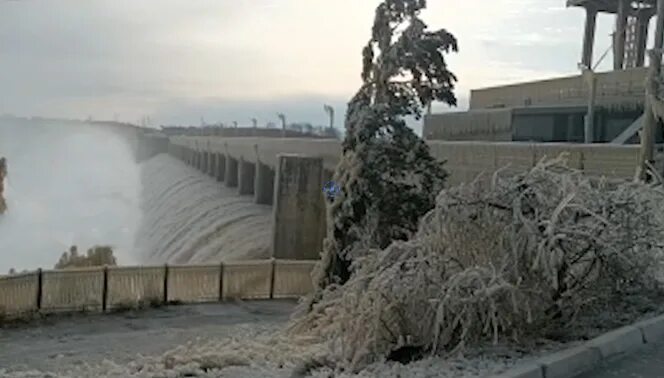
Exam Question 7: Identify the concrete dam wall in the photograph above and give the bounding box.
[165,135,647,261]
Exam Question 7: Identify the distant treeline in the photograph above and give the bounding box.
[7,245,118,275]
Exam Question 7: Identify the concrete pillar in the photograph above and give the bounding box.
[209,151,217,176]
[203,151,210,173]
[225,156,238,188]
[271,154,325,260]
[614,0,628,70]
[582,6,597,68]
[238,158,256,195]
[254,162,275,205]
[636,11,653,67]
[216,154,226,182]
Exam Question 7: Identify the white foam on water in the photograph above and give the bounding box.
[134,154,271,264]
[0,119,271,272]
[0,120,141,272]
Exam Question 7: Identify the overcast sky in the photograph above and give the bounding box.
[0,0,643,130]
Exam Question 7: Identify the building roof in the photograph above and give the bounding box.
[567,0,657,14]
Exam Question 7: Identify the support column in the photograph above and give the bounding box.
[636,11,653,67]
[640,0,664,180]
[209,151,217,176]
[225,156,238,187]
[271,154,325,260]
[254,162,275,205]
[216,153,226,182]
[203,151,210,173]
[614,0,629,70]
[582,6,597,68]
[238,157,256,195]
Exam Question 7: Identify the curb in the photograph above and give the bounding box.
[493,313,664,378]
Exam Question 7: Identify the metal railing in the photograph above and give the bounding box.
[0,259,317,319]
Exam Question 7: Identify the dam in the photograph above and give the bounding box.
[0,114,655,276]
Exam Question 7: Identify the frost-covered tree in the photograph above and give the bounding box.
[318,0,458,288]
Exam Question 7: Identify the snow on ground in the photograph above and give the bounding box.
[4,299,662,378]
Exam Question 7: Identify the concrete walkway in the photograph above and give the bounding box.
[0,300,296,373]
[577,340,664,378]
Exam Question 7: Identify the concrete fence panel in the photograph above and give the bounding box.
[167,265,221,303]
[222,260,272,300]
[494,142,536,179]
[534,143,584,169]
[41,268,104,312]
[0,272,38,316]
[581,145,640,179]
[107,266,165,309]
[273,260,316,299]
[456,142,497,186]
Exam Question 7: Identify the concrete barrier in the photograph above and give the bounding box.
[167,265,221,303]
[41,267,104,312]
[106,266,165,310]
[0,260,318,319]
[222,260,273,300]
[0,272,38,317]
[272,260,316,298]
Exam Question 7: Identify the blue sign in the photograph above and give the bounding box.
[323,181,341,200]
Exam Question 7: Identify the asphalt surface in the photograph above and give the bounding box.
[0,300,296,373]
[576,340,664,378]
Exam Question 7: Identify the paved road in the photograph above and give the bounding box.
[0,300,296,374]
[577,341,664,378]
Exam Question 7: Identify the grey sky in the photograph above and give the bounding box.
[0,0,644,129]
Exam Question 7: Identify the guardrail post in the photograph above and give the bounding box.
[102,266,109,313]
[218,262,224,302]
[269,258,276,299]
[163,264,169,304]
[36,268,43,311]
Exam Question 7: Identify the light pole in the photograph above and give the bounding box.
[277,113,286,137]
[323,105,334,131]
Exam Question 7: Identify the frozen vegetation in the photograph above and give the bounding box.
[4,158,664,377]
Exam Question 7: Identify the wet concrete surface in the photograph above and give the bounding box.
[0,300,296,373]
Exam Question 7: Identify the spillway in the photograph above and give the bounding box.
[134,154,271,264]
[0,119,270,273]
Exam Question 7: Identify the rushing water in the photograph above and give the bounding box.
[134,154,271,264]
[0,119,141,272]
[0,119,271,273]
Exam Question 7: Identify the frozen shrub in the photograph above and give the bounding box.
[292,157,664,371]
